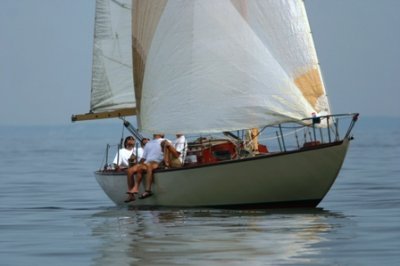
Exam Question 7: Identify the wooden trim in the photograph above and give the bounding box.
[71,108,136,122]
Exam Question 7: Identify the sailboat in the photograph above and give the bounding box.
[72,0,358,208]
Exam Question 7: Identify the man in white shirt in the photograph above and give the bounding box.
[113,136,136,170]
[173,134,187,164]
[125,134,164,201]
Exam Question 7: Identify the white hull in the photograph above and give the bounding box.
[94,138,351,208]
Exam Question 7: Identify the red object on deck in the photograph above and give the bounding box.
[187,139,269,165]
[258,144,268,153]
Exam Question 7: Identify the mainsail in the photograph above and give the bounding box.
[133,0,330,134]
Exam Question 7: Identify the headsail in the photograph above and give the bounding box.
[73,0,136,121]
[133,0,330,134]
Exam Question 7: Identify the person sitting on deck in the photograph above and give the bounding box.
[125,134,164,202]
[124,138,149,202]
[161,134,187,168]
[112,136,137,170]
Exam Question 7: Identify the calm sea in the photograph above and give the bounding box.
[1,117,399,265]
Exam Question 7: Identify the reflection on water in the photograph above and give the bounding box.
[90,208,347,265]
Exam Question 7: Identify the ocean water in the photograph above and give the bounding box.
[0,117,399,265]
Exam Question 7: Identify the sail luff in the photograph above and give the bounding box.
[244,0,330,114]
[132,0,168,129]
[297,0,331,114]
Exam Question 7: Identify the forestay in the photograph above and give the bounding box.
[133,0,330,134]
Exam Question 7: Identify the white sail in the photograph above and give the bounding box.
[90,0,135,113]
[132,0,330,134]
[238,0,330,114]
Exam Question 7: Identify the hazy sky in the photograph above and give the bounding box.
[1,0,399,126]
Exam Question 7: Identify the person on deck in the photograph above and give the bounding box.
[112,136,137,170]
[134,137,148,162]
[125,134,164,202]
[162,134,187,168]
[124,137,149,202]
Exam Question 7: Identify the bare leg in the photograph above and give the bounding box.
[145,162,159,191]
[138,162,159,199]
[124,165,138,203]
[126,165,136,191]
[132,164,145,193]
[126,164,142,193]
